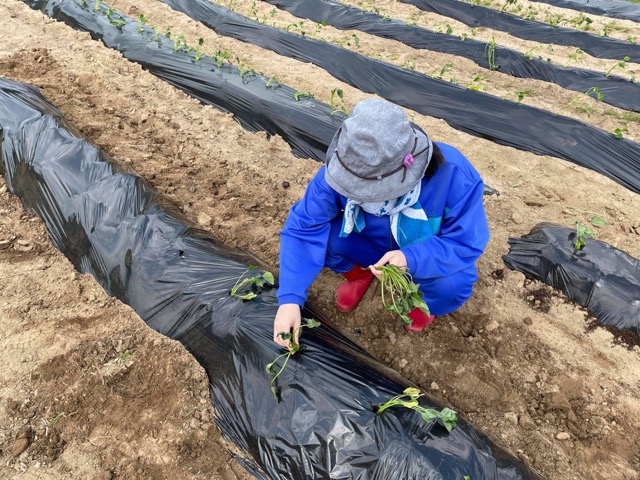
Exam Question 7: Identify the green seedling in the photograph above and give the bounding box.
[330,88,348,116]
[602,20,628,38]
[377,265,429,327]
[294,90,313,101]
[431,62,453,79]
[172,34,187,52]
[524,44,553,61]
[614,127,628,139]
[466,74,487,92]
[562,87,603,116]
[565,47,584,67]
[136,14,148,33]
[574,222,592,251]
[267,317,321,399]
[104,7,113,18]
[213,49,233,68]
[109,17,126,31]
[406,13,420,26]
[485,37,498,70]
[374,387,458,432]
[94,0,102,11]
[238,63,257,79]
[434,24,453,35]
[229,265,275,300]
[605,56,630,78]
[591,216,609,227]
[266,76,281,89]
[150,24,160,42]
[400,57,417,71]
[516,90,529,102]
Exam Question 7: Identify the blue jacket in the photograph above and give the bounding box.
[277,142,490,308]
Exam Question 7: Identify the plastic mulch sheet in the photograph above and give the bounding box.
[503,223,640,336]
[399,0,639,60]
[1,77,545,479]
[24,0,640,194]
[527,0,640,23]
[261,0,640,112]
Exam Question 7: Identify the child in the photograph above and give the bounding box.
[273,98,489,348]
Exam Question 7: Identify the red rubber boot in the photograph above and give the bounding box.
[404,308,436,333]
[336,264,374,313]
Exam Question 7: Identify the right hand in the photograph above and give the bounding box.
[273,303,301,349]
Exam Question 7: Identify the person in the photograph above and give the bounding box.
[273,98,489,348]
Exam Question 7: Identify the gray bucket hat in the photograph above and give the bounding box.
[325,98,432,203]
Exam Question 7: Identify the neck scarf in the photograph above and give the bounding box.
[340,183,433,248]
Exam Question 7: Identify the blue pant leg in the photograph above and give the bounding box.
[413,265,479,316]
[324,216,389,273]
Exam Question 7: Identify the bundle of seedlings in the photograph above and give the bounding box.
[377,264,430,327]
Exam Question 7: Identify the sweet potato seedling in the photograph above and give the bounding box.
[574,221,592,251]
[377,265,429,327]
[485,37,498,71]
[230,265,274,300]
[330,88,348,116]
[606,56,631,78]
[268,318,321,399]
[374,387,458,432]
[266,76,282,89]
[294,90,313,101]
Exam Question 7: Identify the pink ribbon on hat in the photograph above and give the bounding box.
[403,153,414,168]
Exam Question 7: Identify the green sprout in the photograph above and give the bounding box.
[94,0,102,11]
[267,318,321,399]
[374,387,458,432]
[574,222,592,251]
[431,62,453,79]
[266,76,282,89]
[378,265,429,327]
[150,25,160,42]
[294,90,314,101]
[565,47,584,67]
[230,265,275,300]
[614,127,628,139]
[238,63,257,79]
[562,87,603,116]
[109,17,127,32]
[485,37,498,70]
[213,49,233,68]
[173,34,187,52]
[330,88,348,116]
[136,14,148,33]
[605,56,630,78]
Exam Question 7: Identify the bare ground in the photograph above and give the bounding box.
[1,0,640,479]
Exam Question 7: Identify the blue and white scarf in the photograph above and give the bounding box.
[340,184,432,248]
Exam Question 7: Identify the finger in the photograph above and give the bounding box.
[374,252,392,267]
[368,265,382,279]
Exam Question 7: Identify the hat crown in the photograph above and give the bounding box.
[336,99,413,178]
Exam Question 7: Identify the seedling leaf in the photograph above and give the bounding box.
[591,216,608,227]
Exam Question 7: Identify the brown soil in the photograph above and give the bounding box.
[1,0,640,479]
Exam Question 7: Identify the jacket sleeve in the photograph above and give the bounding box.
[277,167,341,306]
[402,164,490,279]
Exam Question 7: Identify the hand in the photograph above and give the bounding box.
[273,303,301,349]
[369,250,408,279]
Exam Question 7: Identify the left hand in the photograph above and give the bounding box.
[369,250,407,279]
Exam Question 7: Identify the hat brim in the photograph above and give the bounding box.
[324,123,432,203]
